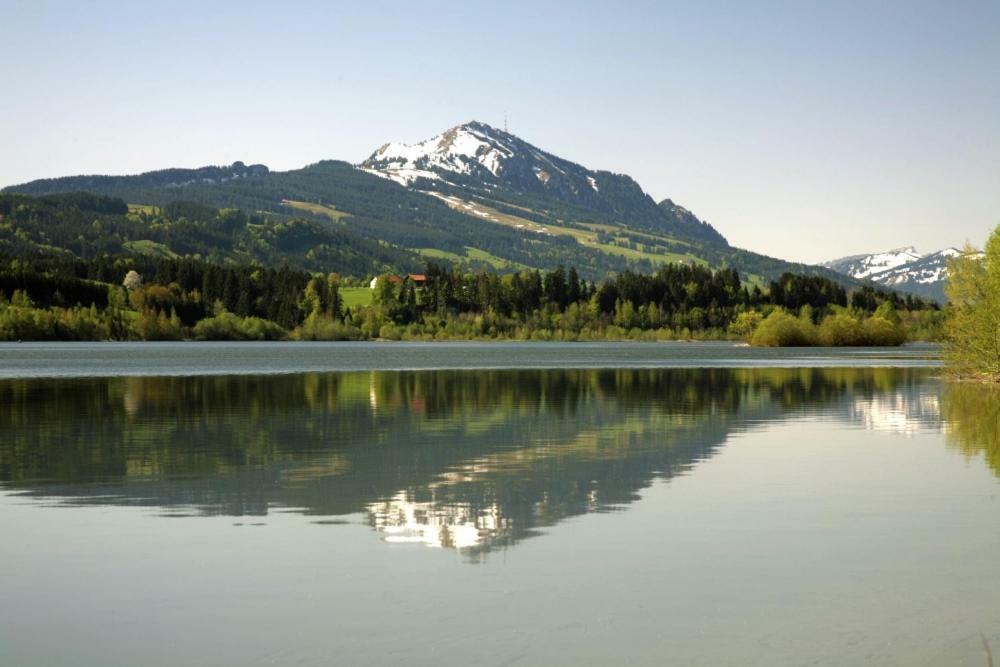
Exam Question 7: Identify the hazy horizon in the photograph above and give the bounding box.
[3,0,998,263]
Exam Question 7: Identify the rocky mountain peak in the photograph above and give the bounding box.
[359,121,728,246]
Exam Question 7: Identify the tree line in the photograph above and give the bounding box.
[0,252,941,344]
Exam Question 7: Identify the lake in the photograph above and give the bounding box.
[2,343,999,666]
[0,340,941,377]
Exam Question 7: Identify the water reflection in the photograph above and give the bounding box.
[0,368,953,556]
[850,390,942,436]
[943,381,1000,476]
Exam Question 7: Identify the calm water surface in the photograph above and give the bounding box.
[0,340,941,377]
[2,344,999,666]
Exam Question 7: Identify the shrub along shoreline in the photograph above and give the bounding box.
[748,307,906,347]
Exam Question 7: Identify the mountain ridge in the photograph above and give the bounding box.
[823,246,961,302]
[2,120,870,289]
[359,121,727,246]
[8,161,270,196]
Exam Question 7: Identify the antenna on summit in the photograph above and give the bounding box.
[504,113,509,133]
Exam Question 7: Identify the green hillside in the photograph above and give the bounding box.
[2,162,862,288]
[0,192,419,276]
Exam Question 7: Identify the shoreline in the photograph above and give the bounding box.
[0,336,935,347]
[0,340,943,380]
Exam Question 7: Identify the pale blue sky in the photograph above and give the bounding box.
[2,0,998,262]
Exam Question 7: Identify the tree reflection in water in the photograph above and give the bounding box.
[943,381,1000,477]
[0,368,947,557]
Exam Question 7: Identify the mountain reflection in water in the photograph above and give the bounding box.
[0,368,951,557]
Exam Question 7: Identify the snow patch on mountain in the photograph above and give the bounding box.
[875,248,963,285]
[360,123,515,186]
[359,165,440,186]
[358,120,729,246]
[824,246,964,301]
[824,246,921,279]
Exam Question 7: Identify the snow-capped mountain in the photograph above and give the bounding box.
[360,121,726,245]
[2,120,870,287]
[824,247,961,302]
[823,246,922,280]
[360,121,515,187]
[872,248,960,289]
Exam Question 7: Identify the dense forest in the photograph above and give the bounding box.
[1,171,649,278]
[0,191,420,276]
[0,248,941,344]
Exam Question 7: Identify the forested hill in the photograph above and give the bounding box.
[8,161,269,198]
[2,167,659,279]
[3,122,867,288]
[0,191,422,277]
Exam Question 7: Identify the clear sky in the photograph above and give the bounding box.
[2,0,998,263]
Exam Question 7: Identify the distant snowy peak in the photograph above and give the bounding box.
[877,247,964,285]
[823,246,922,280]
[823,246,963,302]
[875,253,951,286]
[927,247,962,260]
[361,122,516,186]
